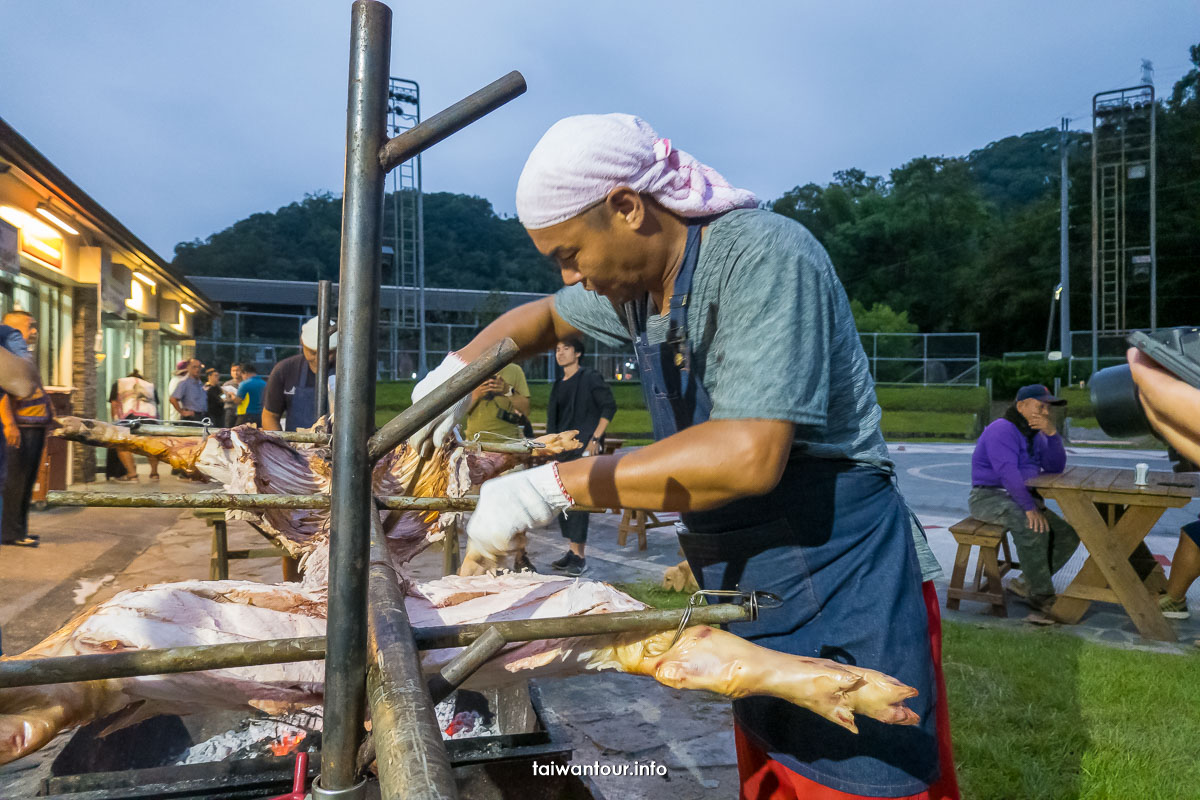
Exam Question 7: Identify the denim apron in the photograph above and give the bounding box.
[624,223,938,796]
[287,363,318,431]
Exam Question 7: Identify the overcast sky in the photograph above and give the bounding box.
[1,1,1195,259]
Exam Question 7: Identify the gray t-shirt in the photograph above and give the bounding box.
[553,208,892,469]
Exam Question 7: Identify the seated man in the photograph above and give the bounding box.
[969,384,1078,613]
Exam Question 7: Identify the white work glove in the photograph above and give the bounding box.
[466,463,573,559]
[408,352,469,452]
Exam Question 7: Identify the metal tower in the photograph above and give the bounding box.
[384,77,426,378]
[1090,84,1156,352]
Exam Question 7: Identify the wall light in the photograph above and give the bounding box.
[180,302,196,314]
[132,271,157,288]
[0,205,58,240]
[35,203,80,236]
[25,237,61,260]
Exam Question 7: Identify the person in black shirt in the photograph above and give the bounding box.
[204,369,226,425]
[545,336,616,576]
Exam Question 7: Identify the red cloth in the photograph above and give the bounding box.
[734,581,960,800]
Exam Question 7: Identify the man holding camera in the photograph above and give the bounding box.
[464,363,531,442]
[968,384,1079,614]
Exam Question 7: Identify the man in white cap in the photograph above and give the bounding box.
[409,114,955,800]
[262,316,336,431]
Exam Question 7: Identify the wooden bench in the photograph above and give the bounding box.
[616,509,674,551]
[194,509,296,581]
[946,517,1018,617]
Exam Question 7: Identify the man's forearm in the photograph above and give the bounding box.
[458,297,578,363]
[558,419,793,512]
[169,397,183,414]
[261,409,282,431]
[592,416,611,439]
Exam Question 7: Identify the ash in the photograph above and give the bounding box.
[436,692,499,740]
[175,707,322,765]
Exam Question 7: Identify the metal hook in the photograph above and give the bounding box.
[667,588,782,649]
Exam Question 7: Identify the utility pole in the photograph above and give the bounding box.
[1059,117,1071,363]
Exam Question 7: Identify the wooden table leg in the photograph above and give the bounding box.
[1052,495,1175,641]
[281,556,301,582]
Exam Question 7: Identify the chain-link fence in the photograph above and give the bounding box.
[858,332,981,386]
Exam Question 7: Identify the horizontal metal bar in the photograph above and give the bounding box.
[127,423,331,444]
[452,425,544,454]
[379,71,526,173]
[0,603,752,689]
[45,491,478,511]
[412,602,751,650]
[0,637,327,689]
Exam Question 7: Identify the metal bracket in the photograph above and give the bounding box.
[668,588,782,649]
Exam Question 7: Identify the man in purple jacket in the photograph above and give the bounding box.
[969,384,1078,612]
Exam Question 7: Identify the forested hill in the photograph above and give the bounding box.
[171,191,561,294]
[174,44,1200,353]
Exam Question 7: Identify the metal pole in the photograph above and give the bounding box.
[426,626,507,704]
[0,637,326,689]
[45,491,483,511]
[416,151,428,379]
[316,279,332,419]
[126,423,330,444]
[378,71,526,172]
[1060,117,1071,361]
[321,2,390,791]
[0,603,754,689]
[1091,93,1100,376]
[366,512,458,799]
[367,338,518,462]
[1149,87,1157,331]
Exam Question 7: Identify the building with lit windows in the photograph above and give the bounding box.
[0,116,215,482]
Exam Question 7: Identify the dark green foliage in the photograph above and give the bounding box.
[772,42,1200,355]
[173,44,1200,358]
[980,359,1069,397]
[173,190,557,292]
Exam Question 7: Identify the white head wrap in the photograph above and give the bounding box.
[301,316,337,351]
[516,113,758,230]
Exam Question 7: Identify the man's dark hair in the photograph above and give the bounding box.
[561,336,585,357]
[241,362,257,375]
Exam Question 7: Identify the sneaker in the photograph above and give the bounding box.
[565,556,588,577]
[514,553,537,573]
[3,537,38,548]
[1005,576,1031,599]
[551,550,574,571]
[1160,594,1190,620]
[1028,594,1057,615]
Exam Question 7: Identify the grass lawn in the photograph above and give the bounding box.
[882,410,979,439]
[378,381,994,441]
[619,581,1200,799]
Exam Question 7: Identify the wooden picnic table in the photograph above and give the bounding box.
[1027,464,1199,641]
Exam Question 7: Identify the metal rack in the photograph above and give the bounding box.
[3,4,771,797]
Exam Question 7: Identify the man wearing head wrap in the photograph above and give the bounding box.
[410,114,955,800]
[262,316,336,431]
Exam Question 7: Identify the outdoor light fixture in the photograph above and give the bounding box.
[0,205,58,240]
[35,203,80,235]
[133,270,157,288]
[1054,283,1063,301]
[180,302,196,314]
[25,237,61,260]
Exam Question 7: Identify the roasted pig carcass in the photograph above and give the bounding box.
[53,417,580,570]
[9,419,922,766]
[0,572,918,764]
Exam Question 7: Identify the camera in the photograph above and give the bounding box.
[1089,327,1200,439]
